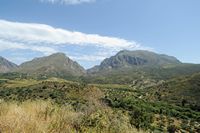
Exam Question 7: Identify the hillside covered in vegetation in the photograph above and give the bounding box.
[0,77,199,133]
[0,51,200,133]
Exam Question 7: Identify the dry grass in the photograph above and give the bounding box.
[0,100,82,133]
[0,99,145,133]
[0,86,146,133]
[3,79,40,88]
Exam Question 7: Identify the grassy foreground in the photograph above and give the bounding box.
[0,78,199,132]
[0,100,143,133]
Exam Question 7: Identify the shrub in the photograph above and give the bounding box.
[167,125,177,133]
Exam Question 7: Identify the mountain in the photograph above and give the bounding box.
[17,53,86,78]
[1,50,200,84]
[88,50,181,73]
[85,50,200,84]
[0,56,18,73]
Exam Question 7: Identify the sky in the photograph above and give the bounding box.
[0,0,200,69]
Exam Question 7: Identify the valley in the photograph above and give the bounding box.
[0,50,200,132]
[1,1,200,132]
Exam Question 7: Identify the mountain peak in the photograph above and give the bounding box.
[17,53,86,77]
[88,50,181,73]
[0,56,18,73]
[117,50,150,54]
[115,50,181,65]
[50,52,66,57]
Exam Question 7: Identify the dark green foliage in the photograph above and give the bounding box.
[145,72,200,108]
[0,77,199,132]
[130,109,153,130]
[167,125,177,133]
[0,72,28,80]
[182,99,187,107]
[0,81,86,106]
[0,79,7,84]
[101,85,200,132]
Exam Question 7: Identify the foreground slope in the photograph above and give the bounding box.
[145,73,200,110]
[0,78,140,133]
[0,78,199,132]
[17,53,86,78]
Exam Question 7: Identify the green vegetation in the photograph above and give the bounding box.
[0,77,199,132]
[0,79,141,133]
[101,85,200,132]
[0,51,200,132]
[85,64,200,84]
[145,73,200,110]
[17,53,86,77]
[0,100,144,133]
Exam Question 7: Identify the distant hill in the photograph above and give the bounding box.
[17,53,86,78]
[88,50,181,73]
[1,50,200,84]
[0,56,18,73]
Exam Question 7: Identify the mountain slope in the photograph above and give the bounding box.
[0,56,18,73]
[88,50,181,73]
[145,72,200,109]
[17,53,86,78]
[85,50,200,84]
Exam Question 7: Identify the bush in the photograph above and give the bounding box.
[167,125,177,133]
[130,109,153,130]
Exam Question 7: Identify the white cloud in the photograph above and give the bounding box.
[0,19,152,66]
[69,55,106,62]
[40,0,95,5]
[0,19,142,51]
[0,39,57,55]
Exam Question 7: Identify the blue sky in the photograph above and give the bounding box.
[0,0,200,68]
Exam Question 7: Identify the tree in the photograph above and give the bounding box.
[181,99,187,107]
[167,125,177,133]
[130,109,153,130]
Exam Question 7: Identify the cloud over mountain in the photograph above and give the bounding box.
[0,19,152,67]
[0,19,140,50]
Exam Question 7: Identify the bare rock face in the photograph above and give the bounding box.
[88,50,181,73]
